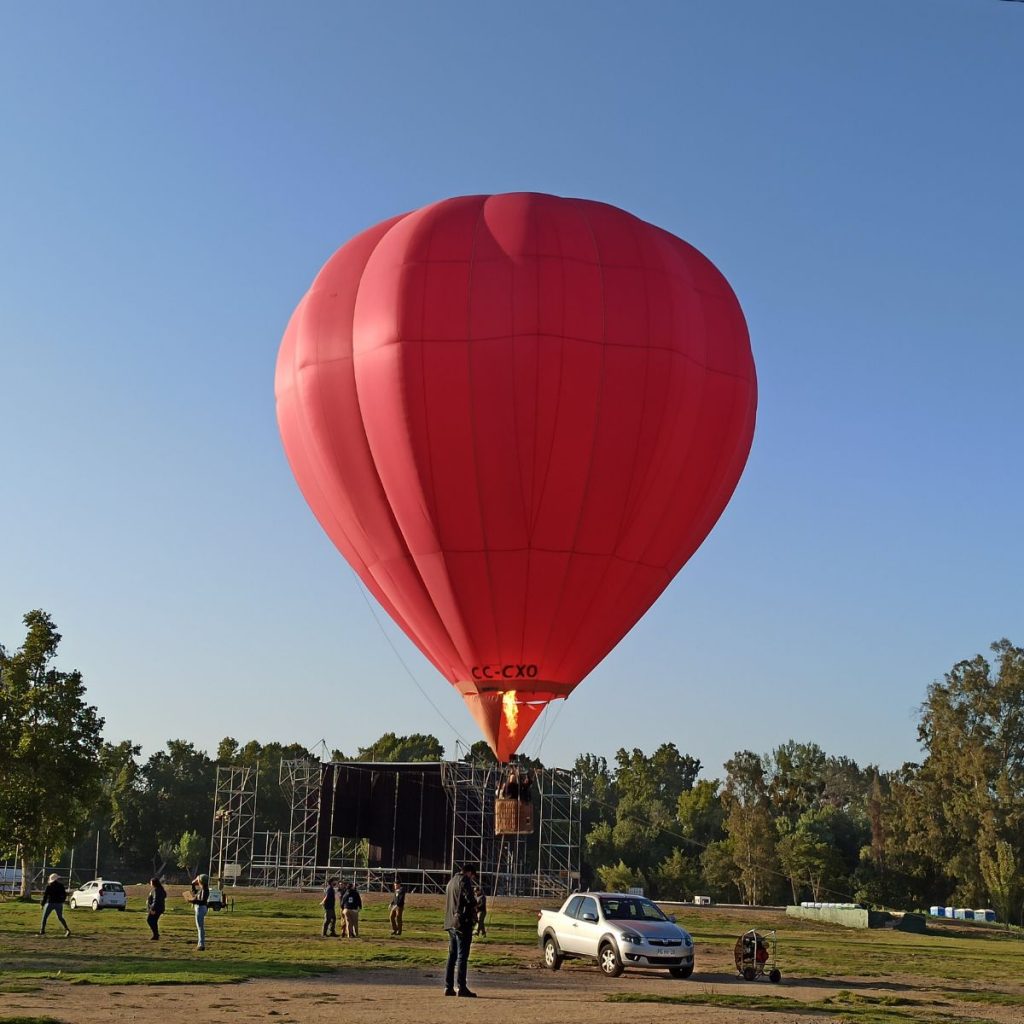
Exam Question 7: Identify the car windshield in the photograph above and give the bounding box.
[600,897,668,922]
[105,883,124,892]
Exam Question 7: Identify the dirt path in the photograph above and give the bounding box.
[2,966,1020,1024]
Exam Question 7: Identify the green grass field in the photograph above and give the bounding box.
[1,889,1022,1024]
[0,888,525,986]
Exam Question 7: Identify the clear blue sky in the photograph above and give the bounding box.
[2,1,1021,778]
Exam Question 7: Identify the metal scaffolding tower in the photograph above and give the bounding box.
[208,763,258,885]
[535,766,582,896]
[249,829,285,887]
[280,758,321,888]
[441,761,499,881]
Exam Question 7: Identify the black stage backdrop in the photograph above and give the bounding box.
[316,763,452,868]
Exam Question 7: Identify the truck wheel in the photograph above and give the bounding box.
[599,942,624,978]
[543,936,563,971]
[670,965,693,979]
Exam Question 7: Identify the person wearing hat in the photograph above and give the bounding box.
[443,863,479,997]
[40,873,70,937]
[188,873,210,950]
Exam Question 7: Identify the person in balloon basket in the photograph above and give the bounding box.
[518,770,533,803]
[443,863,479,997]
[188,873,210,950]
[146,876,167,940]
[320,877,338,937]
[389,881,406,936]
[340,881,362,937]
[499,768,519,800]
[39,873,71,937]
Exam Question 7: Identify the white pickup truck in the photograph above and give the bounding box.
[537,891,695,978]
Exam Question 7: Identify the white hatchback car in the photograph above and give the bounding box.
[69,879,127,911]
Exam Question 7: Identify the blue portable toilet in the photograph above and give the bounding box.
[976,909,996,922]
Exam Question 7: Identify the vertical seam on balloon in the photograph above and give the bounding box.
[517,196,546,661]
[296,291,385,570]
[464,196,502,674]
[635,243,714,570]
[613,222,660,543]
[609,235,702,564]
[533,198,608,681]
[415,215,443,533]
[525,202,567,543]
[308,240,396,571]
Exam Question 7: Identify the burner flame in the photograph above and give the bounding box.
[501,690,519,738]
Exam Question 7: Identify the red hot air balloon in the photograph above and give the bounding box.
[275,193,756,761]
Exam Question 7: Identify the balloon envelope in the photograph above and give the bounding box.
[275,193,756,759]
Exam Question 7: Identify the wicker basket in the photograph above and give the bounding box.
[494,798,534,835]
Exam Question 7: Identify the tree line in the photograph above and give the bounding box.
[1,610,1022,923]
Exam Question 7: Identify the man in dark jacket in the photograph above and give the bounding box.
[40,873,70,936]
[320,878,338,936]
[443,864,478,997]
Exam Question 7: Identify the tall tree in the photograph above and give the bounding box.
[776,807,846,903]
[722,751,779,905]
[0,611,104,896]
[355,732,444,762]
[143,740,216,852]
[912,641,1024,912]
[586,745,702,896]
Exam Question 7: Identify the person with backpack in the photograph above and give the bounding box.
[340,881,362,937]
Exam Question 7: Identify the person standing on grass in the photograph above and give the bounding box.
[475,886,487,937]
[189,872,210,950]
[389,881,406,936]
[320,878,338,937]
[39,873,70,937]
[340,881,362,937]
[146,877,167,940]
[443,863,478,997]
